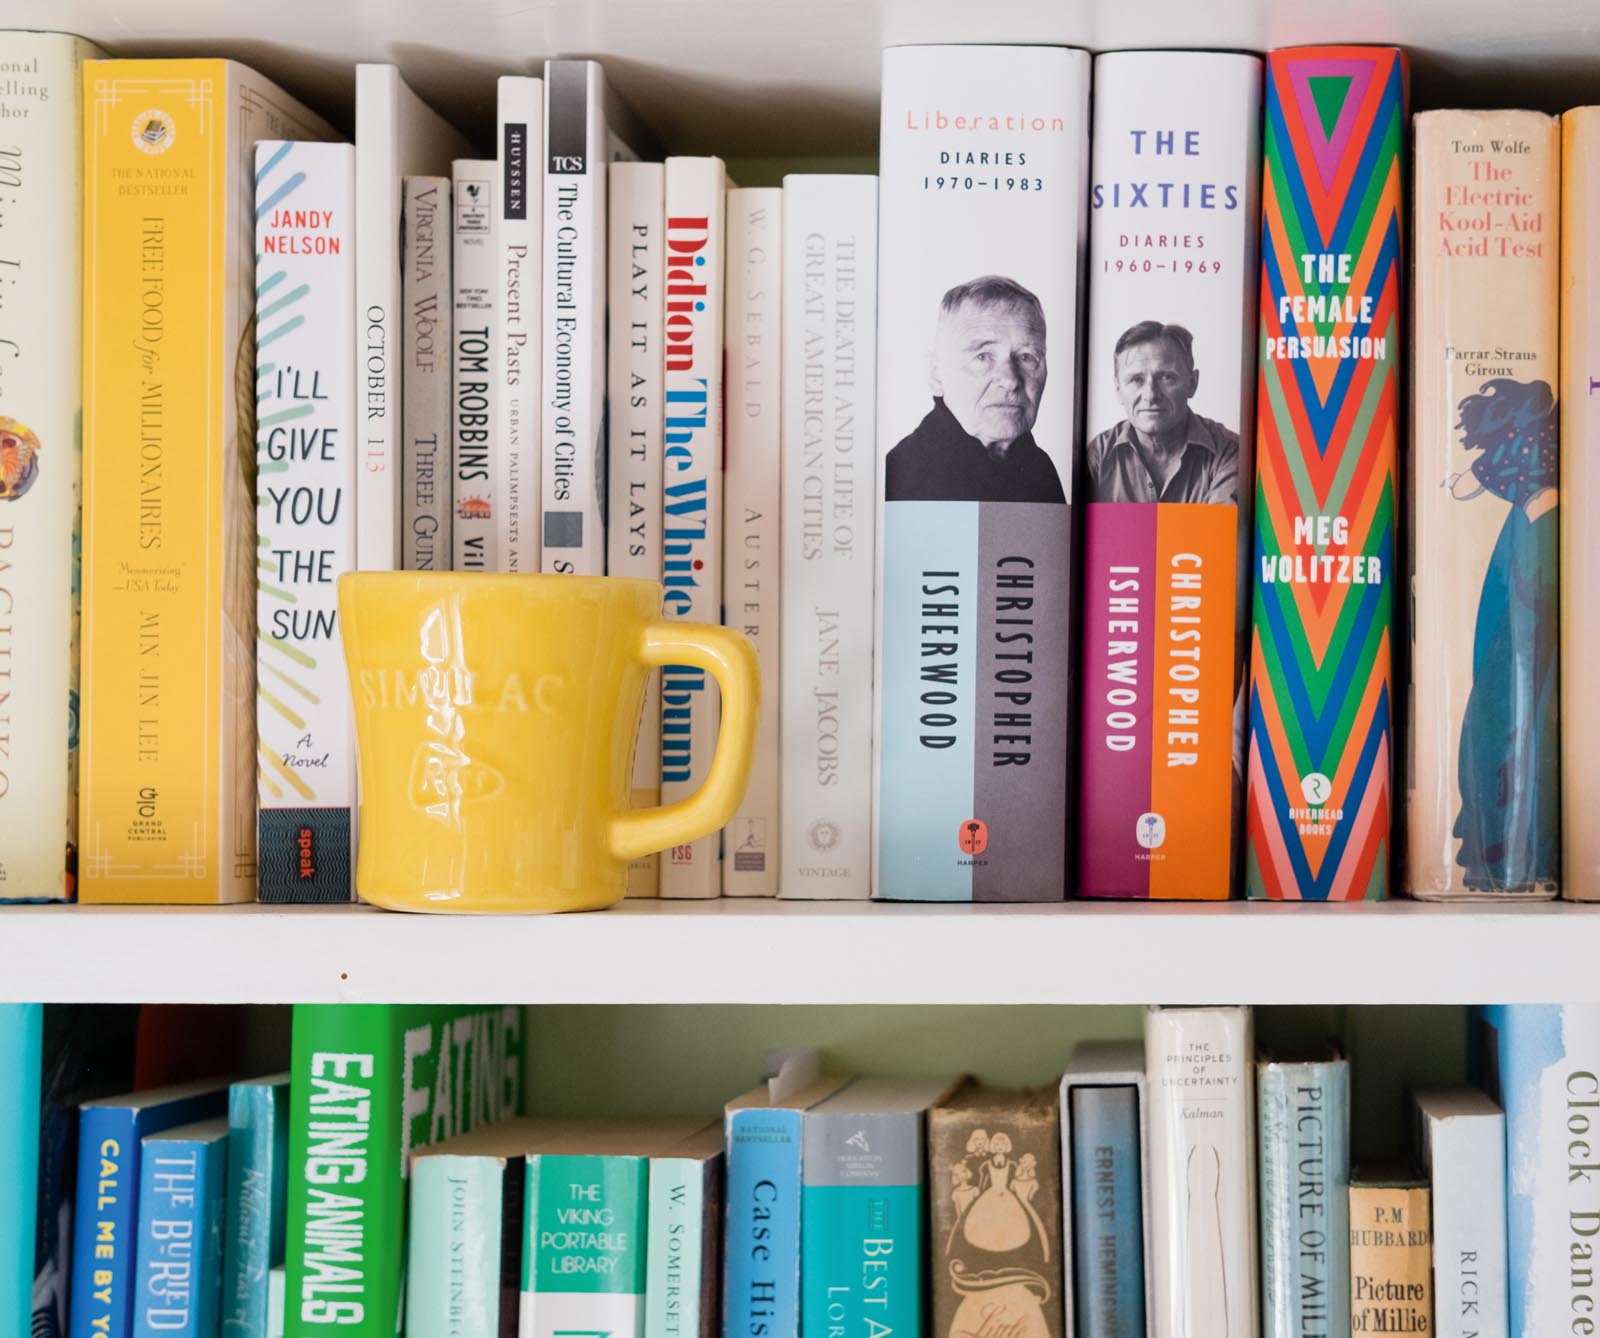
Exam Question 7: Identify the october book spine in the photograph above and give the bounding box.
[1247,47,1405,901]
[452,159,499,571]
[1068,1086,1146,1338]
[608,160,666,898]
[1078,51,1261,900]
[400,175,452,572]
[724,1109,802,1338]
[659,157,727,900]
[1408,110,1560,900]
[496,75,542,573]
[1348,1184,1431,1336]
[722,186,783,897]
[521,1155,648,1338]
[407,1156,504,1338]
[221,1080,289,1337]
[255,141,358,905]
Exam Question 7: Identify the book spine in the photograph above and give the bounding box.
[725,1109,802,1338]
[222,1082,288,1337]
[1348,1185,1431,1335]
[659,158,727,899]
[779,176,876,901]
[71,1106,142,1338]
[0,35,90,902]
[608,160,666,898]
[400,175,453,571]
[1077,51,1261,900]
[873,47,1087,902]
[1247,47,1405,901]
[132,1134,227,1338]
[1145,1007,1256,1338]
[406,1156,503,1338]
[498,1157,527,1338]
[353,73,400,571]
[255,141,358,905]
[722,186,783,897]
[496,75,542,573]
[645,1157,706,1338]
[1423,1111,1507,1338]
[1408,110,1560,899]
[1069,1085,1146,1338]
[0,1005,42,1331]
[520,1155,648,1338]
[1257,1063,1350,1338]
[452,159,499,571]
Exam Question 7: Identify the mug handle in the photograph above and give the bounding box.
[609,620,761,864]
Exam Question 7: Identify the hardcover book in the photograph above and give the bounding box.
[1409,109,1560,899]
[873,45,1088,901]
[255,140,358,905]
[1348,1178,1431,1336]
[80,59,335,904]
[645,1123,723,1338]
[132,1117,229,1338]
[0,1005,42,1334]
[1078,51,1262,900]
[222,1075,290,1338]
[1247,46,1406,901]
[781,175,877,900]
[723,185,783,897]
[401,174,452,571]
[497,75,542,573]
[0,31,100,903]
[452,158,498,572]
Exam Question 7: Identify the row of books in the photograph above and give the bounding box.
[4,1002,1596,1337]
[0,36,1594,908]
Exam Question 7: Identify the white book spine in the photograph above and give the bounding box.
[1145,1005,1258,1338]
[723,186,784,898]
[1415,1095,1508,1338]
[401,175,452,571]
[452,159,499,571]
[254,141,358,903]
[780,176,877,900]
[608,161,666,898]
[496,75,542,573]
[0,34,97,901]
[659,157,727,899]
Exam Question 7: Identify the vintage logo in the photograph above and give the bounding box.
[807,819,840,853]
[131,109,177,155]
[0,417,41,500]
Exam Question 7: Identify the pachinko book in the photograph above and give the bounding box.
[1247,46,1405,901]
[1078,51,1262,899]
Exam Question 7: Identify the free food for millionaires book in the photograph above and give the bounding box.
[1247,46,1406,901]
[873,45,1089,902]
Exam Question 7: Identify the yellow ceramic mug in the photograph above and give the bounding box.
[337,573,759,912]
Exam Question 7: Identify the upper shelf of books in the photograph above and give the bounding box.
[23,0,1600,161]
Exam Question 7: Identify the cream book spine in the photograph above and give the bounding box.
[400,174,451,572]
[496,75,542,573]
[452,158,498,571]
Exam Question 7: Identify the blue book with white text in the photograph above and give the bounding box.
[1069,1085,1146,1338]
[132,1117,229,1338]
[221,1076,289,1337]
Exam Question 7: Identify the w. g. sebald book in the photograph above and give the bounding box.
[0,31,100,904]
[496,75,542,574]
[646,1123,723,1338]
[659,156,727,899]
[401,173,452,572]
[1408,109,1560,900]
[222,1075,290,1338]
[452,158,498,572]
[781,175,877,900]
[1078,51,1261,900]
[132,1117,229,1338]
[873,45,1088,902]
[723,185,783,898]
[255,140,358,905]
[1248,46,1406,901]
[1347,1176,1431,1337]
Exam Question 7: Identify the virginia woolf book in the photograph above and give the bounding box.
[132,1117,229,1338]
[255,141,358,905]
[609,161,665,897]
[782,176,877,900]
[1079,51,1261,900]
[723,185,783,897]
[1409,110,1560,900]
[874,45,1089,902]
[401,174,452,571]
[80,60,335,904]
[453,159,498,572]
[1248,47,1406,901]
[497,75,542,573]
[353,64,470,571]
[0,32,100,903]
[659,157,727,899]
[1348,1178,1431,1337]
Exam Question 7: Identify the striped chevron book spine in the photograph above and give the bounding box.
[1246,45,1406,900]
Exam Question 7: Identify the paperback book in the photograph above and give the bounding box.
[400,173,452,571]
[132,1117,229,1338]
[497,75,542,573]
[452,158,498,571]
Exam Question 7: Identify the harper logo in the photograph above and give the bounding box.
[807,820,840,853]
[1136,812,1166,849]
[958,819,989,855]
[0,417,41,500]
[131,109,176,154]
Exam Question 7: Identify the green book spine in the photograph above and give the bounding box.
[407,1155,505,1337]
[521,1154,649,1338]
[646,1158,706,1338]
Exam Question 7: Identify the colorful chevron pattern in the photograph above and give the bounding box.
[1247,48,1406,900]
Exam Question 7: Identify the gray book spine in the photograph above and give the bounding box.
[401,175,453,570]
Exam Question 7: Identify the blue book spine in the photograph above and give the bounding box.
[221,1080,288,1338]
[1069,1086,1146,1338]
[132,1125,229,1338]
[724,1108,803,1338]
[0,1004,43,1336]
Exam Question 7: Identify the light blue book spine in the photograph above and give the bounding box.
[0,1004,43,1335]
[1069,1086,1145,1338]
[221,1079,289,1337]
[406,1155,505,1338]
[132,1123,229,1338]
[646,1157,708,1338]
[724,1109,803,1338]
[800,1111,922,1338]
[1257,1061,1350,1338]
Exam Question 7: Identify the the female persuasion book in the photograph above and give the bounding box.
[1247,46,1406,901]
[1409,110,1560,900]
[452,158,498,572]
[496,75,542,574]
[80,59,335,904]
[255,141,358,905]
[1078,51,1262,900]
[401,174,452,571]
[0,31,100,903]
[873,45,1088,902]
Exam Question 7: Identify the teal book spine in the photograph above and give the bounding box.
[0,1004,42,1335]
[222,1078,289,1337]
[800,1112,923,1338]
[521,1154,649,1338]
[1258,1060,1350,1338]
[646,1154,719,1338]
[1069,1086,1145,1338]
[132,1121,230,1338]
[406,1155,506,1338]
